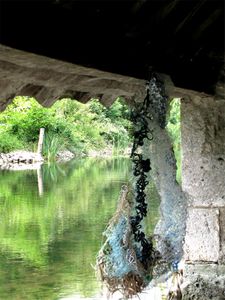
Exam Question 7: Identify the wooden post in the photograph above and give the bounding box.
[37,128,45,155]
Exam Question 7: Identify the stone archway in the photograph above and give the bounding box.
[0,44,225,298]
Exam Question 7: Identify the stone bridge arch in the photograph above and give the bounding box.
[0,44,225,298]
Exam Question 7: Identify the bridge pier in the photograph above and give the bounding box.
[181,94,225,299]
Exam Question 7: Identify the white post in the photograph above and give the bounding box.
[37,128,45,156]
[37,166,44,196]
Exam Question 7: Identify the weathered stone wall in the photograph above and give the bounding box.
[181,95,225,298]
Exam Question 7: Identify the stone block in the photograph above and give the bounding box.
[182,264,225,300]
[182,156,225,207]
[184,208,220,262]
[181,97,225,207]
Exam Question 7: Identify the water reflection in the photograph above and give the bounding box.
[0,158,160,300]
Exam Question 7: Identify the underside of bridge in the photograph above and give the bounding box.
[0,0,225,298]
[0,0,224,106]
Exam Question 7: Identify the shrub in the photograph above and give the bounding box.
[43,131,63,162]
[0,96,133,156]
[0,129,24,153]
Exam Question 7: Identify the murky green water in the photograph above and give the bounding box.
[0,158,160,300]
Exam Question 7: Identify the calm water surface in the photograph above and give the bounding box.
[0,158,160,300]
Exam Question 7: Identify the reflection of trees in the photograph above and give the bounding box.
[0,158,131,299]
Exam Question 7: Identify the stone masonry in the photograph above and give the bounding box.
[181,95,225,299]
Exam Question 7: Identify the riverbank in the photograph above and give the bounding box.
[0,151,43,164]
[0,151,43,170]
[87,147,131,158]
[0,147,131,170]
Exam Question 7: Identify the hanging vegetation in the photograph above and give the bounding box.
[96,70,168,298]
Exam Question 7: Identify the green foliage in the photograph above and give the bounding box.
[166,98,181,183]
[1,97,54,144]
[0,127,24,152]
[87,98,106,117]
[87,98,132,154]
[51,98,106,152]
[105,97,130,126]
[0,96,132,157]
[0,96,182,170]
[43,132,63,162]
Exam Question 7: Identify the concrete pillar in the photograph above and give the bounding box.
[181,95,225,299]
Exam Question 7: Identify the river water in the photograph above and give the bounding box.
[0,157,160,300]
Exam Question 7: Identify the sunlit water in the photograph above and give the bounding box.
[0,157,160,300]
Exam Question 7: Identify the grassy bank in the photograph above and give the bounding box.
[0,96,133,161]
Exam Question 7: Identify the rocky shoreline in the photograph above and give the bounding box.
[0,148,130,170]
[0,151,44,170]
[0,151,44,164]
[0,150,76,169]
